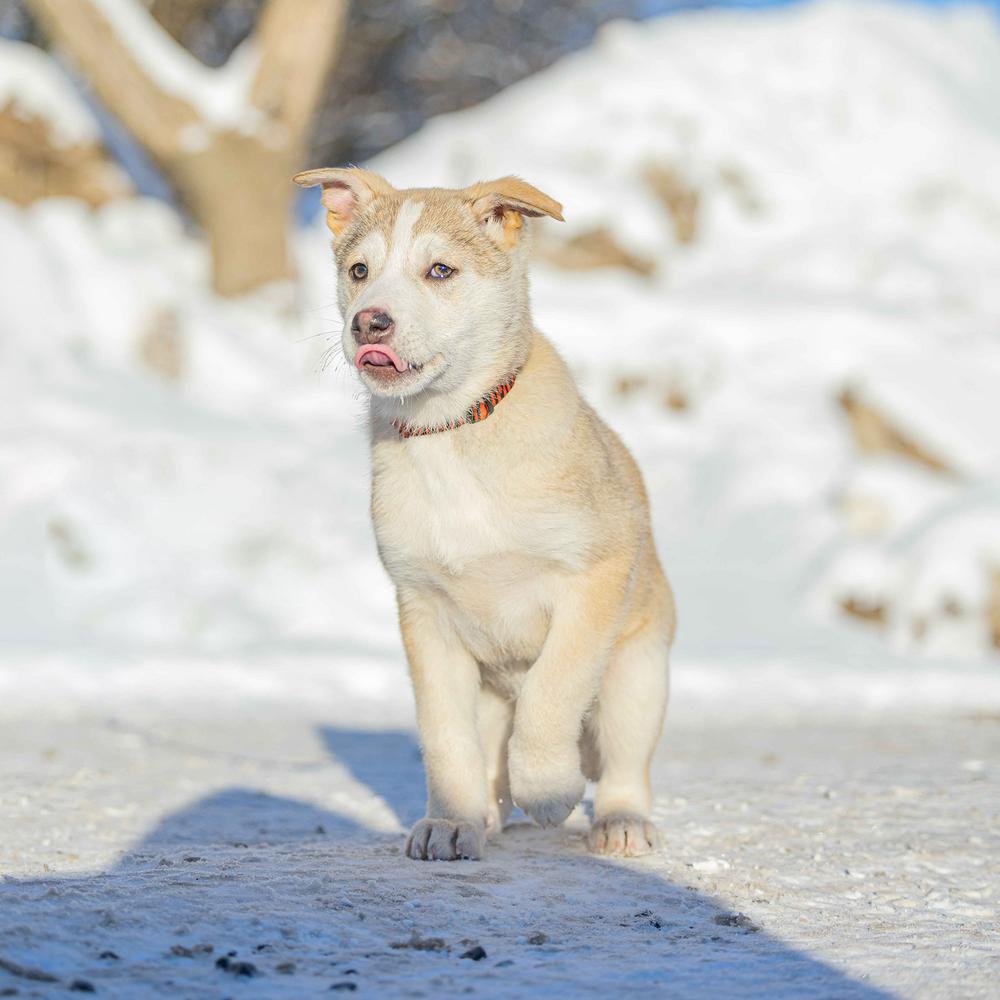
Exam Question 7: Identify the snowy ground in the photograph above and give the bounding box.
[1,674,998,998]
[3,1,1000,996]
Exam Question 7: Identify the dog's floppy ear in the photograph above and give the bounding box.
[464,176,564,247]
[292,167,396,238]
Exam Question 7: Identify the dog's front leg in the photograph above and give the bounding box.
[508,558,629,828]
[397,588,489,861]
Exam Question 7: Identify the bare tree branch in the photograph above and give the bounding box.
[26,0,197,160]
[249,0,349,142]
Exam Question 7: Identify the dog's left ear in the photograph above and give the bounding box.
[464,176,564,247]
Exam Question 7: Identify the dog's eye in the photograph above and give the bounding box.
[427,263,454,280]
[349,262,368,281]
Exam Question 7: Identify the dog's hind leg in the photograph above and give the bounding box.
[478,684,514,837]
[584,612,670,857]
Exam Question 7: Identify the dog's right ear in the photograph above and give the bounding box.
[292,167,395,238]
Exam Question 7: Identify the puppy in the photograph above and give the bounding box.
[294,168,676,860]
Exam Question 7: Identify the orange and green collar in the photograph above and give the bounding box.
[392,374,517,438]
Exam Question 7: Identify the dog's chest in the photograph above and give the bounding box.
[371,437,583,663]
[373,437,585,571]
[375,442,510,569]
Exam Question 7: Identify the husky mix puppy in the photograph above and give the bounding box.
[294,168,676,860]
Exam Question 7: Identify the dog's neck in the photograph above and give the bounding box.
[369,330,533,437]
[391,373,517,438]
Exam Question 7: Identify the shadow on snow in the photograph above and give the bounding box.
[0,725,898,999]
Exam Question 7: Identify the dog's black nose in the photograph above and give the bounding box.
[351,308,394,344]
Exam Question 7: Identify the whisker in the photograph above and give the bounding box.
[316,344,339,372]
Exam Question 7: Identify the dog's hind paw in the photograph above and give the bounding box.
[587,813,659,857]
[508,743,585,828]
[519,791,582,828]
[405,818,485,861]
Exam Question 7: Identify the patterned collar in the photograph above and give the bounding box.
[391,374,517,438]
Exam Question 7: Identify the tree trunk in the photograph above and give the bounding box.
[172,134,297,296]
[27,0,347,297]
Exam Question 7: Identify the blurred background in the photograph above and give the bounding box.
[2,0,1000,713]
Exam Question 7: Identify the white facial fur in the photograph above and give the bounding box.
[336,197,533,427]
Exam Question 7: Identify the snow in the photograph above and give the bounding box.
[5,0,1000,659]
[0,37,102,146]
[1,705,997,997]
[2,1,1000,996]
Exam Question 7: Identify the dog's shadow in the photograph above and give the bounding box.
[320,725,428,828]
[0,724,897,998]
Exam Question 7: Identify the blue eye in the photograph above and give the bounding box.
[428,263,454,280]
[349,262,368,280]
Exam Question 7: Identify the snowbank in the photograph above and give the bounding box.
[2,0,1000,717]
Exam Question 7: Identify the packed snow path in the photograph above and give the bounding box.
[1,671,996,998]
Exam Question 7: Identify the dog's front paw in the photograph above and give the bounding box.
[405,818,485,861]
[588,813,659,857]
[508,741,585,828]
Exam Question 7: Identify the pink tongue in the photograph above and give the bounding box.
[355,344,407,372]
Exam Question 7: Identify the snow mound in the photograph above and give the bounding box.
[2,0,1000,699]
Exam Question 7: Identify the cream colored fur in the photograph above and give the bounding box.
[293,168,676,860]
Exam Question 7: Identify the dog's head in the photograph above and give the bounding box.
[293,168,563,407]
